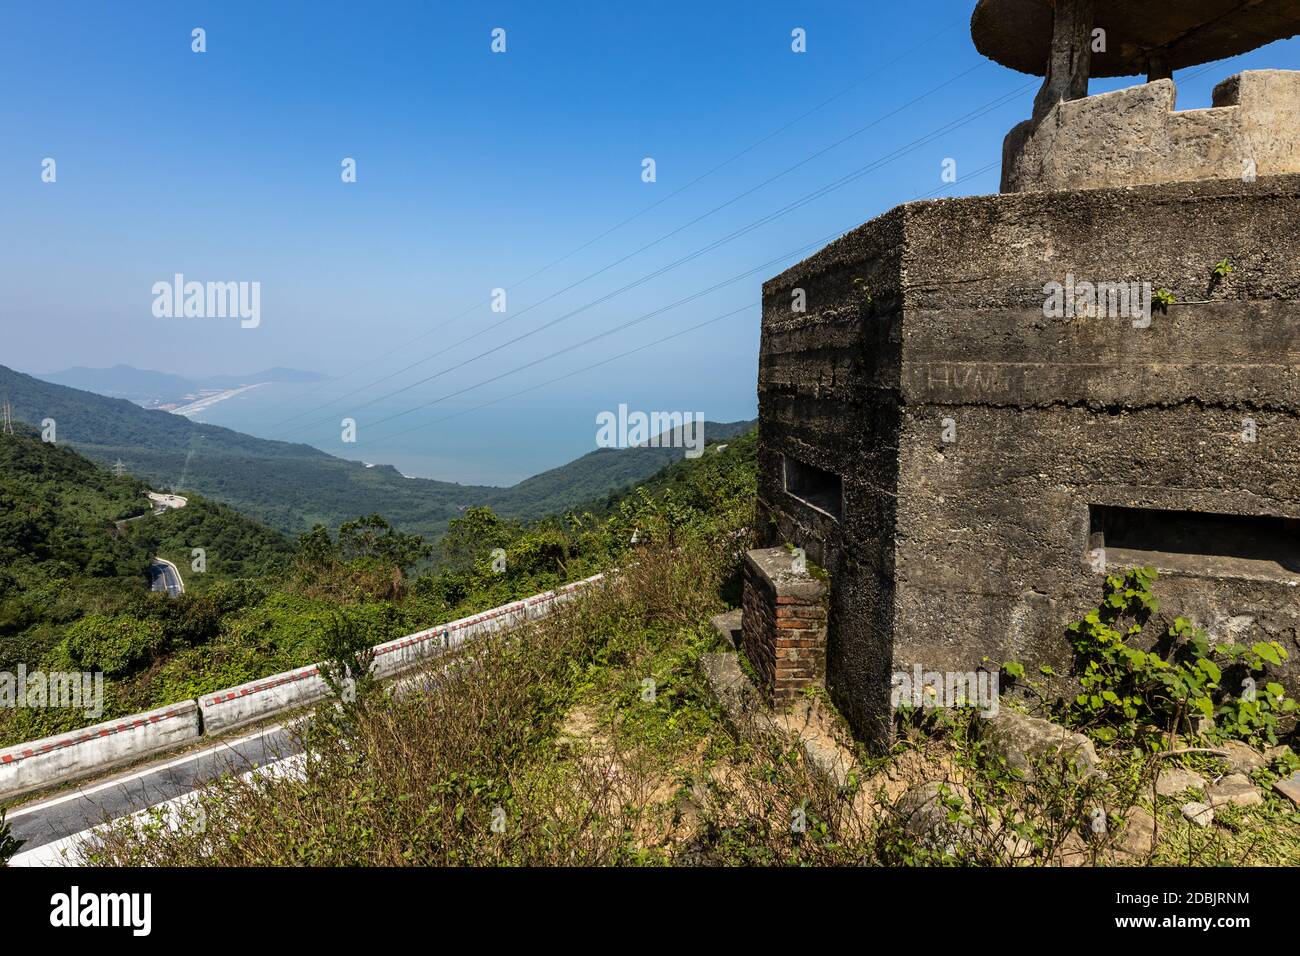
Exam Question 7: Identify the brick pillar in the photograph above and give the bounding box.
[741,547,828,707]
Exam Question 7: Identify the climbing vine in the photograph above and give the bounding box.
[1011,567,1294,747]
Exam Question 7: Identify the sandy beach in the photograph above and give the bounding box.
[170,382,268,417]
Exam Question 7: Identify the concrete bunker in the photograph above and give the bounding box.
[748,1,1300,748]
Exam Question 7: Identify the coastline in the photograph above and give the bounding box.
[170,382,269,417]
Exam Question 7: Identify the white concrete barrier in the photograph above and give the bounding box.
[0,701,202,803]
[2,574,604,802]
[197,663,330,737]
[371,574,604,678]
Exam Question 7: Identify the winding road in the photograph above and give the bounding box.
[148,557,185,597]
[132,492,189,598]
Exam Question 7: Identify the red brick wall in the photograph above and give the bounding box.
[741,549,828,706]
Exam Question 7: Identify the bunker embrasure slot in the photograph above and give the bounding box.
[1089,504,1300,580]
[783,455,843,521]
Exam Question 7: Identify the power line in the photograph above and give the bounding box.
[277,78,1032,441]
[284,61,1238,458]
[362,304,761,449]
[357,159,1005,450]
[288,59,1232,464]
[263,15,970,426]
[344,60,1240,450]
[267,59,997,437]
[359,239,835,436]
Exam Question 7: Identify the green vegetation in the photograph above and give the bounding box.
[316,612,378,711]
[1,362,753,539]
[8,416,1293,867]
[1054,567,1295,746]
[0,425,282,673]
[0,808,21,865]
[68,424,1297,867]
[139,493,295,587]
[0,427,296,743]
[92,474,755,865]
[0,422,755,747]
[488,433,752,521]
[1001,567,1296,749]
[90,522,1300,866]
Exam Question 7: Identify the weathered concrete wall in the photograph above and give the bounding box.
[758,208,905,739]
[1003,71,1300,193]
[759,174,1300,747]
[0,702,202,803]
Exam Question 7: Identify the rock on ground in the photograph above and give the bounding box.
[1155,767,1207,797]
[978,710,1100,780]
[775,700,854,789]
[1216,740,1266,775]
[1116,807,1156,858]
[1264,744,1294,763]
[709,609,743,649]
[1206,773,1264,809]
[1181,801,1215,827]
[1273,771,1300,807]
[699,651,755,723]
[699,650,856,790]
[893,781,973,854]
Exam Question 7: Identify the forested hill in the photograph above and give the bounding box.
[497,418,755,519]
[0,427,293,676]
[1,364,754,539]
[0,416,758,749]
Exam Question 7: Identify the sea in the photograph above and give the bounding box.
[178,380,721,489]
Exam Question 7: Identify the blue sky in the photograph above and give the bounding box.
[3,1,1298,482]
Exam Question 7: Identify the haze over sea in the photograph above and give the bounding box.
[182,378,755,487]
[8,2,1294,492]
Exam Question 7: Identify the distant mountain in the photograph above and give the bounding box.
[38,364,196,403]
[3,364,486,539]
[36,364,329,405]
[0,364,754,539]
[497,419,756,520]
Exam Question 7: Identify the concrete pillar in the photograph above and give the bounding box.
[1146,52,1172,83]
[1033,0,1096,121]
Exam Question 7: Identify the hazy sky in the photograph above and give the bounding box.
[3,0,1298,475]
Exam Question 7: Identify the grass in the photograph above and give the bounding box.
[88,535,735,865]
[85,522,1300,867]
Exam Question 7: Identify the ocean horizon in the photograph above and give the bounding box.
[180,380,754,488]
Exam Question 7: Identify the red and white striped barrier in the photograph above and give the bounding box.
[0,702,202,804]
[370,573,602,679]
[1,574,603,802]
[197,663,329,738]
